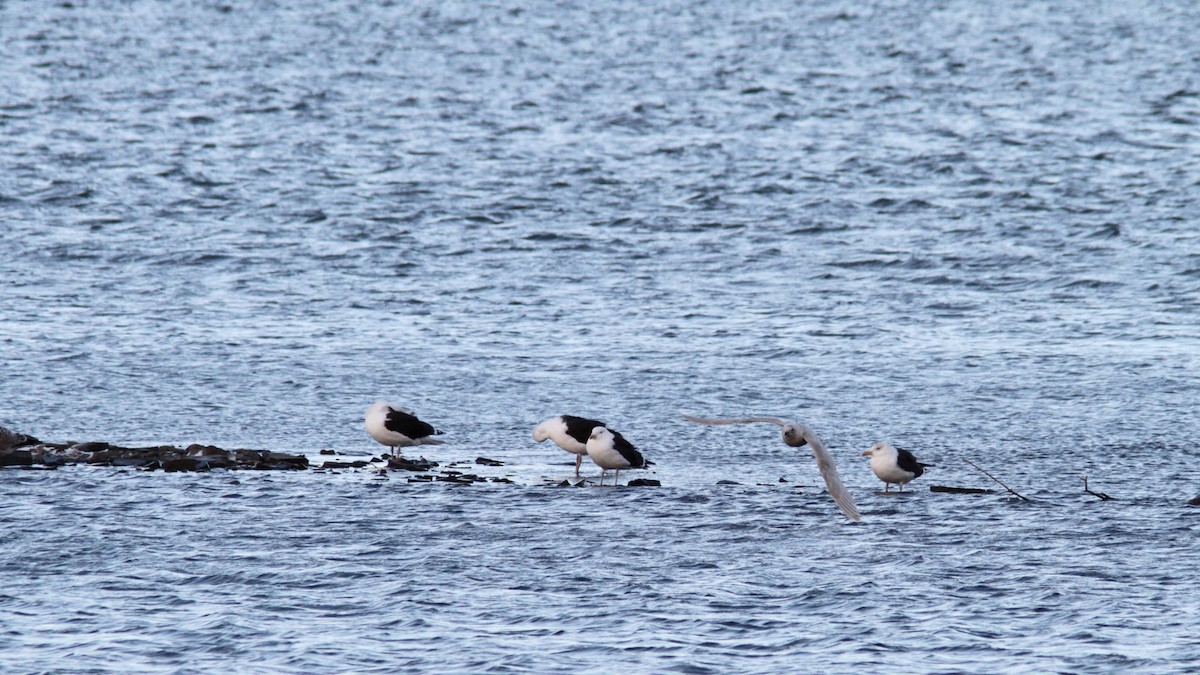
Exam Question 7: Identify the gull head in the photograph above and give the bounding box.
[862,441,893,457]
[532,420,552,443]
[781,423,809,448]
[589,426,609,442]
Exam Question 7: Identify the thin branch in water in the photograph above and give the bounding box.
[963,458,1031,502]
[930,485,994,494]
[1083,476,1113,501]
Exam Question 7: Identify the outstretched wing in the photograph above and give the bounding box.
[810,443,861,522]
[683,415,788,427]
[686,414,860,522]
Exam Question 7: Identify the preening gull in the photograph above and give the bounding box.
[683,415,861,522]
[364,402,445,456]
[586,426,650,486]
[862,442,931,492]
[533,415,605,477]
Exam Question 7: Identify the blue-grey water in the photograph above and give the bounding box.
[3,1,1200,672]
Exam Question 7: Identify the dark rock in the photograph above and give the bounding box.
[408,474,434,482]
[71,442,111,453]
[111,456,158,468]
[0,426,39,450]
[319,449,337,455]
[186,444,228,457]
[162,457,208,472]
[475,457,504,466]
[320,460,369,469]
[490,477,514,484]
[1189,493,1200,506]
[627,479,661,487]
[0,450,34,467]
[388,456,437,472]
[716,480,740,485]
[258,453,308,470]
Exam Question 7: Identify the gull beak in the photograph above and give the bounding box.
[861,449,874,456]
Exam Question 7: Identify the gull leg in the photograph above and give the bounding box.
[899,483,904,493]
[575,454,582,477]
[615,469,621,485]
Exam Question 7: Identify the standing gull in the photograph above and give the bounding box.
[533,415,605,477]
[862,442,931,492]
[364,402,445,456]
[683,415,861,522]
[586,426,650,486]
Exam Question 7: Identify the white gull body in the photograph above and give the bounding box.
[585,426,649,486]
[862,441,929,492]
[364,401,445,456]
[532,415,605,477]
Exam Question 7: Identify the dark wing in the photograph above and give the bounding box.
[561,415,606,445]
[609,429,647,468]
[385,409,442,439]
[895,447,925,478]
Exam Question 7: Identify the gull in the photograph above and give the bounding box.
[532,415,605,477]
[364,402,445,456]
[683,415,860,522]
[585,426,650,486]
[862,441,931,492]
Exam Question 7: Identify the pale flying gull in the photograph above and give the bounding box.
[683,415,861,522]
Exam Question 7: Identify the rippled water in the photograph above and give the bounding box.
[3,1,1200,672]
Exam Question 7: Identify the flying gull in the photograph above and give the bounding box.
[683,415,861,522]
[365,402,445,456]
[533,414,605,477]
[586,426,650,486]
[862,441,931,492]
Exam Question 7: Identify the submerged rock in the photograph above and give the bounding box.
[1189,493,1200,506]
[0,426,39,451]
[627,478,661,487]
[0,439,308,472]
[388,456,438,472]
[0,450,34,467]
[320,460,370,469]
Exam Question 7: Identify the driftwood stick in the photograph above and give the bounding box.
[1083,476,1113,501]
[930,485,994,494]
[963,458,1031,502]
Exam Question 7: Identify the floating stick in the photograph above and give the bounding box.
[1082,476,1113,501]
[963,458,1031,502]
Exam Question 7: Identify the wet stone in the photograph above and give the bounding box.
[2,439,310,472]
[388,456,437,472]
[162,457,208,472]
[320,460,370,469]
[0,450,34,466]
[0,426,39,450]
[627,479,661,487]
[475,457,504,466]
